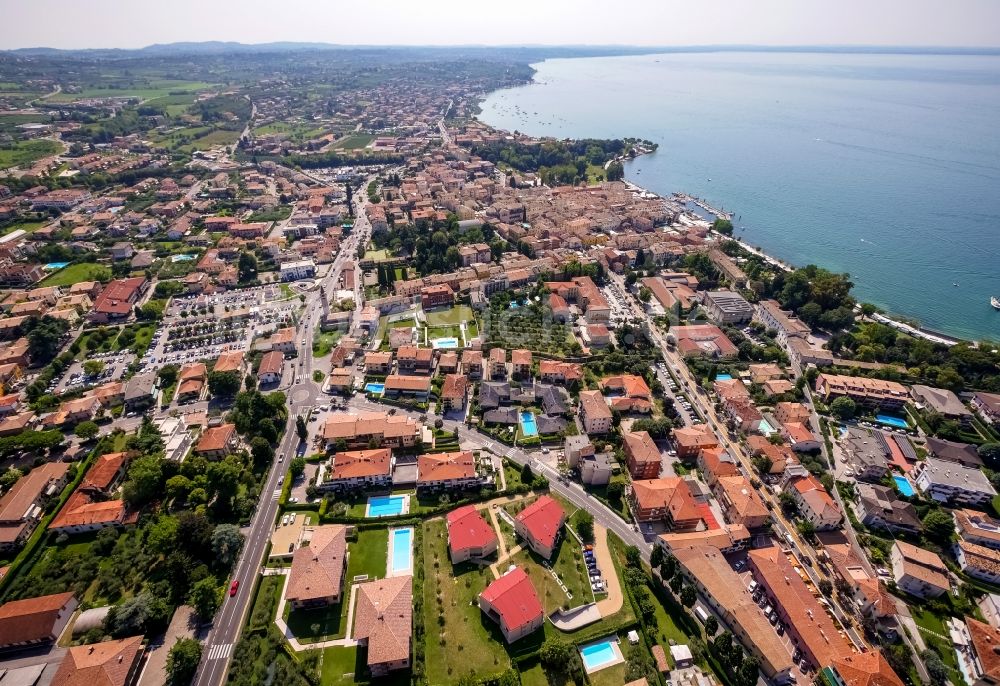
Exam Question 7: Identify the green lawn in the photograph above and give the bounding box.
[335,134,375,150]
[39,262,111,287]
[911,607,947,636]
[319,646,363,686]
[313,330,344,358]
[0,139,61,169]
[588,662,627,686]
[363,248,391,261]
[1,220,49,236]
[248,575,284,632]
[177,128,241,152]
[48,80,217,103]
[346,528,388,581]
[422,519,512,685]
[424,305,475,327]
[509,535,593,613]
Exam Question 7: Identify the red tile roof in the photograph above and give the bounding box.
[515,495,565,551]
[417,451,475,484]
[0,592,75,647]
[479,567,543,634]
[50,635,144,686]
[446,505,497,555]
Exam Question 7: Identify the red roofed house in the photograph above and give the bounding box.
[440,373,468,412]
[353,576,412,675]
[287,525,348,609]
[49,635,144,686]
[194,423,238,459]
[628,478,704,531]
[320,448,393,492]
[478,567,544,643]
[417,451,479,492]
[623,430,661,479]
[49,452,137,535]
[0,592,78,650]
[538,360,583,386]
[446,505,498,564]
[600,374,653,414]
[514,495,565,560]
[511,349,532,378]
[827,652,905,686]
[964,618,1000,686]
[786,475,843,531]
[669,324,739,359]
[671,425,719,459]
[89,277,147,324]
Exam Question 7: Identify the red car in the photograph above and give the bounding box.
[229,580,240,597]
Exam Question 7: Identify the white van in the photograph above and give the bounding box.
[695,606,710,623]
[748,580,758,594]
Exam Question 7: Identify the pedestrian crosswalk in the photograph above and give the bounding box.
[272,489,282,500]
[207,643,233,661]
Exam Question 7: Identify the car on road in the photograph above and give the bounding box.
[229,580,240,596]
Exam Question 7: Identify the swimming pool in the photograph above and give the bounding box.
[876,414,909,430]
[758,419,777,435]
[716,373,733,381]
[519,411,538,437]
[365,382,385,394]
[892,474,915,497]
[389,527,414,575]
[431,337,459,349]
[171,254,195,262]
[43,262,69,270]
[367,495,408,518]
[509,301,521,309]
[580,638,620,672]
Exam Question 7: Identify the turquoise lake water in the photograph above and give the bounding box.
[479,52,1000,341]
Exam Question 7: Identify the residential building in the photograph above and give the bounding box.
[669,324,739,359]
[786,475,842,530]
[511,349,532,378]
[657,525,751,556]
[396,345,434,374]
[383,374,431,400]
[671,424,719,459]
[889,541,949,599]
[538,360,583,385]
[600,374,653,414]
[628,478,703,530]
[911,385,973,425]
[440,373,468,411]
[214,350,246,376]
[702,290,754,324]
[514,495,565,560]
[623,430,661,479]
[420,283,453,309]
[461,350,483,379]
[972,392,1000,425]
[954,540,1000,585]
[49,636,144,686]
[925,437,983,468]
[824,652,905,686]
[49,452,138,535]
[488,348,506,378]
[749,546,851,671]
[478,567,544,644]
[319,448,393,492]
[320,412,421,451]
[853,484,922,536]
[417,451,479,492]
[89,277,147,324]
[193,423,238,459]
[841,428,890,481]
[269,327,297,354]
[0,592,78,650]
[353,576,412,676]
[579,389,613,434]
[176,362,207,402]
[287,525,348,609]
[962,618,1000,686]
[713,476,770,529]
[280,259,316,282]
[814,374,908,410]
[365,351,393,375]
[912,457,997,506]
[698,447,739,487]
[258,350,284,386]
[446,505,498,564]
[755,300,811,346]
[0,462,70,550]
[954,509,1000,550]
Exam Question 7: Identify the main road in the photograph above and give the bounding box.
[192,193,371,686]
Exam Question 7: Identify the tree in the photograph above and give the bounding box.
[606,161,624,182]
[520,462,533,483]
[188,577,221,619]
[122,455,163,507]
[23,316,70,364]
[166,638,203,686]
[829,396,856,420]
[625,545,642,569]
[638,286,651,303]
[680,584,697,607]
[296,415,308,441]
[208,370,241,397]
[576,512,594,542]
[165,475,192,503]
[979,442,1000,470]
[922,509,956,545]
[249,437,274,470]
[238,251,257,282]
[290,457,306,478]
[712,218,734,235]
[158,364,179,387]
[0,468,21,489]
[659,555,677,581]
[539,638,573,671]
[796,519,817,541]
[778,491,798,515]
[607,480,625,501]
[921,649,949,686]
[83,360,106,377]
[74,421,99,440]
[105,591,170,637]
[211,524,245,569]
[819,579,833,596]
[704,615,718,636]
[650,544,664,569]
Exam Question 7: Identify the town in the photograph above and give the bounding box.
[0,45,998,686]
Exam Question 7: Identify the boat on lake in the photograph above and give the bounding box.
[992,296,1000,310]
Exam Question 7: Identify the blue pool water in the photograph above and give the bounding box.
[716,373,733,381]
[390,528,414,575]
[431,337,459,349]
[509,301,521,309]
[171,254,195,262]
[44,262,69,270]
[758,419,777,435]
[893,474,916,497]
[876,414,909,430]
[365,382,385,394]
[519,411,538,437]
[367,495,407,518]
[580,640,618,671]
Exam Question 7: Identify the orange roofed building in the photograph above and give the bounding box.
[319,448,392,492]
[628,478,704,530]
[49,636,144,686]
[353,576,412,676]
[417,451,479,492]
[478,567,544,643]
[514,495,565,560]
[446,505,498,564]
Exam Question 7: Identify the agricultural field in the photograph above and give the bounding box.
[333,133,375,150]
[0,139,62,169]
[48,79,217,103]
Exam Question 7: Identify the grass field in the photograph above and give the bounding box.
[0,139,61,169]
[177,128,241,152]
[334,134,375,150]
[49,80,217,103]
[363,248,392,261]
[422,519,512,685]
[142,93,198,116]
[313,330,344,358]
[587,661,627,686]
[424,305,475,327]
[40,262,112,287]
[510,536,593,613]
[1,220,49,236]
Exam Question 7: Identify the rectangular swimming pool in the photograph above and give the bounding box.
[716,373,733,381]
[580,639,619,671]
[876,414,909,430]
[44,261,69,270]
[367,495,407,518]
[892,474,915,497]
[365,382,385,394]
[431,337,459,349]
[390,527,413,575]
[519,411,538,437]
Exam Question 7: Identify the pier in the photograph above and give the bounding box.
[673,193,733,221]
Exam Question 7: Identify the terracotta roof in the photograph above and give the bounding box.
[700,447,739,480]
[623,431,660,467]
[82,453,130,492]
[579,390,612,420]
[715,476,769,521]
[832,652,905,686]
[0,592,75,647]
[0,462,70,524]
[967,618,1000,684]
[321,412,420,441]
[49,494,135,531]
[538,360,582,381]
[179,362,207,381]
[440,373,468,400]
[214,350,245,373]
[446,505,497,555]
[50,635,144,686]
[479,567,543,634]
[600,374,651,398]
[418,451,475,484]
[512,349,532,365]
[671,424,719,451]
[353,576,412,668]
[287,525,347,604]
[383,375,431,392]
[258,350,284,377]
[93,277,144,316]
[515,495,565,551]
[194,423,236,453]
[332,449,392,479]
[631,478,702,524]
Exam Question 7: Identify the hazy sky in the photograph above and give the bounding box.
[2,0,999,50]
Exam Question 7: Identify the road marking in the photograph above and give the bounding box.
[207,643,233,660]
[271,489,282,500]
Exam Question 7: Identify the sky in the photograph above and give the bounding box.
[2,0,1000,50]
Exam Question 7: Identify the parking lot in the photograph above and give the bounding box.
[53,351,136,394]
